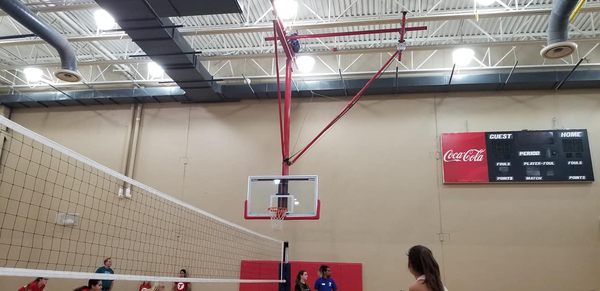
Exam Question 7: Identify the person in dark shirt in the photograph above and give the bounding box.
[294,270,310,291]
[95,257,114,291]
[314,265,336,291]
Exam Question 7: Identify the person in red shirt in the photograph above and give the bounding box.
[139,281,152,291]
[139,282,165,291]
[173,269,191,291]
[18,277,48,291]
[73,279,102,291]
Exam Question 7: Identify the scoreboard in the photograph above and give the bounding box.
[441,130,594,183]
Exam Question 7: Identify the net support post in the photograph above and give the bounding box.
[279,241,290,291]
[282,241,289,263]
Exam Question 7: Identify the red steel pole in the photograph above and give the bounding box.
[282,57,293,175]
[399,13,408,43]
[398,12,408,61]
[273,20,294,59]
[274,24,285,160]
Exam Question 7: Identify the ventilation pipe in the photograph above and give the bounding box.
[540,0,579,59]
[0,0,81,82]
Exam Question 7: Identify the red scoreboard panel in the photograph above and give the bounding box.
[441,130,594,183]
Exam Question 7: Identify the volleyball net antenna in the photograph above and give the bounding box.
[0,116,285,284]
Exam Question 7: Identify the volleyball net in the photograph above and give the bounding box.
[0,115,284,284]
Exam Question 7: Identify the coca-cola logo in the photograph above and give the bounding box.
[443,149,486,162]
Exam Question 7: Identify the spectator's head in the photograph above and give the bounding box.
[34,277,48,287]
[89,279,102,291]
[319,265,331,278]
[103,257,112,268]
[295,270,308,285]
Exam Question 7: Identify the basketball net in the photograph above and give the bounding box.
[267,207,287,230]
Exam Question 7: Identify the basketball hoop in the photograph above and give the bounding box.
[267,207,287,230]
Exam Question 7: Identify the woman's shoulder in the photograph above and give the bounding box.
[295,283,310,291]
[409,280,429,291]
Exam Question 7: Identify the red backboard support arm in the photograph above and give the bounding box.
[267,7,426,174]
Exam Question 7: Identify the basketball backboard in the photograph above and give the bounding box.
[244,175,320,220]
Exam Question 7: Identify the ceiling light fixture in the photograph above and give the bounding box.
[452,48,475,66]
[23,67,44,83]
[477,0,496,6]
[94,9,116,31]
[273,0,298,20]
[296,55,315,73]
[147,62,164,78]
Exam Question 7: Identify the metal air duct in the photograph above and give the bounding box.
[541,0,579,59]
[0,0,81,82]
[95,0,224,101]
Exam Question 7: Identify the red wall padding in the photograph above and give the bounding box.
[240,260,362,291]
[240,260,280,291]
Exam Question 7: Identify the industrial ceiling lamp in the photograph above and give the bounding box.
[273,0,298,20]
[477,0,496,6]
[147,62,165,78]
[296,55,315,73]
[452,48,475,66]
[23,67,44,83]
[94,9,116,30]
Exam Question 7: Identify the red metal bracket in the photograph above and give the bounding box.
[264,26,427,42]
[266,8,426,174]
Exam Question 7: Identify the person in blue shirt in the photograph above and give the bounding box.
[314,265,337,291]
[95,257,114,291]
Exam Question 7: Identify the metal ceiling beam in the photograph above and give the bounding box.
[178,5,600,36]
[2,5,600,48]
[0,79,173,90]
[195,32,598,55]
[4,63,600,92]
[0,86,186,107]
[2,30,598,62]
[4,38,600,69]
[220,70,600,99]
[4,69,600,107]
[0,3,97,16]
[0,34,129,47]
